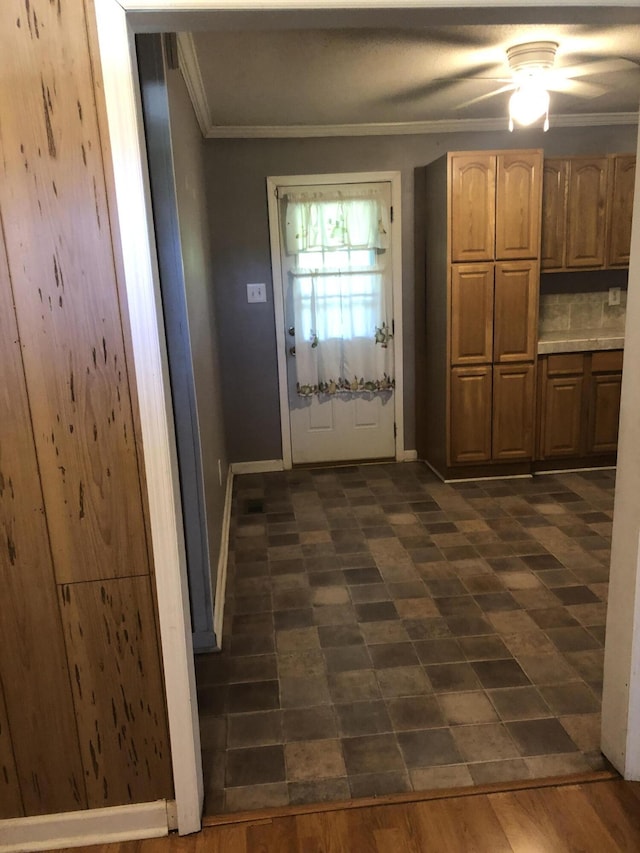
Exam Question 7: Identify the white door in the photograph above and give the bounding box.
[277,181,396,465]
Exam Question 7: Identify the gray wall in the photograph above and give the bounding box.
[166,66,229,630]
[205,124,638,463]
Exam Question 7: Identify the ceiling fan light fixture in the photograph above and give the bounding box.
[508,80,550,130]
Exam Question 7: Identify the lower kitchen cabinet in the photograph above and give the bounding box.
[450,362,534,465]
[537,350,623,462]
[587,351,624,454]
[450,365,492,464]
[493,362,535,460]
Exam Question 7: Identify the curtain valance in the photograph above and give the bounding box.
[284,190,389,254]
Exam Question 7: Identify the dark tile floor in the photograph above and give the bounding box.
[196,463,613,815]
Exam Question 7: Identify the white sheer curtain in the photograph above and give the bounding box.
[284,188,394,397]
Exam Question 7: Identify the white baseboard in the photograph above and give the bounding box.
[230,459,285,475]
[0,801,169,853]
[398,449,418,462]
[212,467,234,647]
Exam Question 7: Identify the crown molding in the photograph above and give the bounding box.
[203,112,638,139]
[176,32,211,136]
[172,35,638,141]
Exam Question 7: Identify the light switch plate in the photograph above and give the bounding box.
[247,283,267,303]
[609,287,621,306]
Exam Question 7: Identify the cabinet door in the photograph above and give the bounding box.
[607,155,636,268]
[541,159,567,270]
[587,372,622,454]
[541,373,585,458]
[450,153,495,262]
[449,366,492,464]
[492,362,535,460]
[496,151,542,260]
[566,157,609,268]
[493,261,537,363]
[450,263,494,365]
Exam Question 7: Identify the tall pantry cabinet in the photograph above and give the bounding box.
[416,150,543,479]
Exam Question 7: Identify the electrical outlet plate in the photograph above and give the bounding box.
[609,287,621,306]
[247,283,267,303]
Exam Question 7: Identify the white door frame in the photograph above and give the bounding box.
[267,171,404,469]
[89,0,640,840]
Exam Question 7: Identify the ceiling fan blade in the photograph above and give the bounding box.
[556,57,640,79]
[546,77,610,99]
[456,83,515,110]
[380,62,503,105]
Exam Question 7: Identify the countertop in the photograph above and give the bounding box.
[538,329,625,355]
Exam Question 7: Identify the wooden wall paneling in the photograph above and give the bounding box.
[58,576,173,808]
[0,224,87,816]
[0,677,23,819]
[0,0,148,584]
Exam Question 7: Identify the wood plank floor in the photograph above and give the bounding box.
[66,778,640,852]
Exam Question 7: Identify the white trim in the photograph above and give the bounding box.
[266,170,404,468]
[399,448,418,462]
[205,112,638,139]
[94,0,202,836]
[230,459,286,475]
[176,32,211,137]
[0,802,168,853]
[118,1,640,10]
[212,467,234,646]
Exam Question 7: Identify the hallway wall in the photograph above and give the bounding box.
[166,58,229,641]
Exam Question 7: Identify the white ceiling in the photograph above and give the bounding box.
[182,21,640,137]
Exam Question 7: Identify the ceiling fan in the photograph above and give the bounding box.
[458,40,639,131]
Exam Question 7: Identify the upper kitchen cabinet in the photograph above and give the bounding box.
[566,157,609,268]
[450,153,496,262]
[450,150,542,262]
[496,152,543,260]
[608,155,636,267]
[541,154,635,271]
[541,160,567,269]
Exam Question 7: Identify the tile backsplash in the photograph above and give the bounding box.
[539,290,627,334]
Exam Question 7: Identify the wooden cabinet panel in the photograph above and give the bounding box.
[494,262,538,363]
[592,349,624,373]
[566,158,609,268]
[608,155,636,267]
[450,366,492,464]
[541,160,567,270]
[588,373,622,454]
[0,680,23,819]
[450,154,496,262]
[0,0,149,584]
[541,374,585,458]
[0,231,86,816]
[492,363,535,460]
[496,152,542,260]
[450,264,494,364]
[59,577,173,808]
